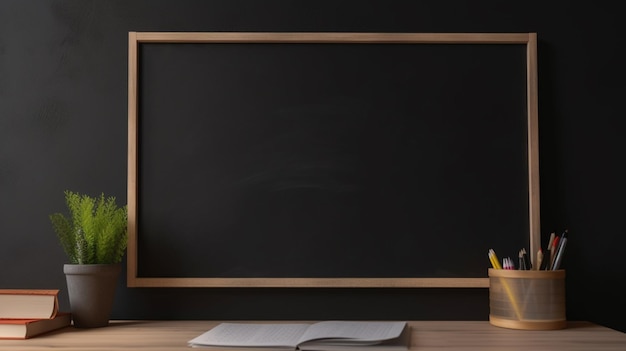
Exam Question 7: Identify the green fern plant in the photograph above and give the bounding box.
[49,190,128,264]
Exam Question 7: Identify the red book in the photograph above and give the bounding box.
[0,312,71,339]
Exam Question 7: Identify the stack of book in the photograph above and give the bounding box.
[0,289,71,339]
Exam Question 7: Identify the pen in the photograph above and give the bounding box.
[522,248,533,271]
[552,230,568,270]
[540,233,553,270]
[503,257,510,270]
[508,257,516,270]
[550,235,560,268]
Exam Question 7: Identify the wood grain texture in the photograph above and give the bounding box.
[0,320,624,350]
[134,32,532,44]
[127,277,490,288]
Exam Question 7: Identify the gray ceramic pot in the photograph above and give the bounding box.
[63,263,122,328]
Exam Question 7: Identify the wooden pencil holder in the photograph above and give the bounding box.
[488,269,566,330]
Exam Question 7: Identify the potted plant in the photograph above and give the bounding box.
[49,190,127,328]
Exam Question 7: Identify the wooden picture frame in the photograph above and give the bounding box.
[127,32,540,288]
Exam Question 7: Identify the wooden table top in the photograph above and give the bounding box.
[1,320,625,350]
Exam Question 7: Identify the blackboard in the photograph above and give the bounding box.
[127,33,540,288]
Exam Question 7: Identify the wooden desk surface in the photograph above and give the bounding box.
[1,320,625,350]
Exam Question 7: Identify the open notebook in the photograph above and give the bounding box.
[188,321,410,350]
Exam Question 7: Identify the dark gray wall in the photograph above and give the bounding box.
[1,0,624,332]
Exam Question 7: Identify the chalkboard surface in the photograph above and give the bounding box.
[127,33,540,287]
